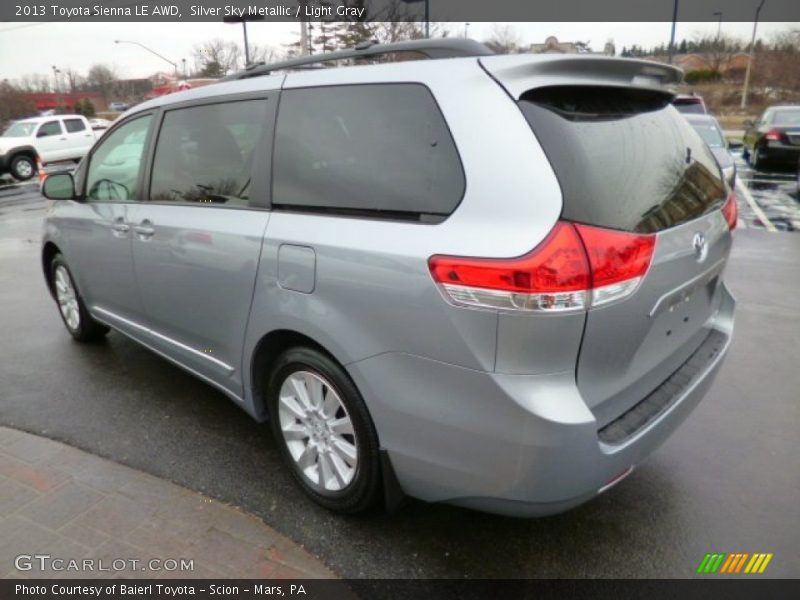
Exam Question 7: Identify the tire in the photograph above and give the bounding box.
[749,145,764,170]
[266,346,381,514]
[50,254,109,342]
[10,154,36,181]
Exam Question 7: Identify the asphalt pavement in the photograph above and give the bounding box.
[0,178,798,579]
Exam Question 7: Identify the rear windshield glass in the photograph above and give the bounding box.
[772,109,800,126]
[519,86,726,233]
[690,122,725,148]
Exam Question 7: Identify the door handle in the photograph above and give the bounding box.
[134,220,155,238]
[111,217,129,237]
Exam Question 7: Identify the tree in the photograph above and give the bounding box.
[192,39,241,76]
[484,24,521,54]
[0,81,36,123]
[74,98,96,118]
[62,68,84,93]
[86,64,119,102]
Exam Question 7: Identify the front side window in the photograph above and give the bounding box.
[3,121,37,137]
[272,84,465,221]
[37,121,63,137]
[149,99,268,207]
[64,118,86,133]
[85,115,152,202]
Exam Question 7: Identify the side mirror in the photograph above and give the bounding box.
[42,172,76,200]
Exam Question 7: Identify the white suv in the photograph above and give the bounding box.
[0,115,97,181]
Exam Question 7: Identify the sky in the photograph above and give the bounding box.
[0,21,796,82]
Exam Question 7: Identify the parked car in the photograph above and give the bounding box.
[89,118,112,131]
[108,101,130,112]
[0,115,96,181]
[685,114,736,187]
[672,94,707,114]
[743,105,800,170]
[40,41,736,517]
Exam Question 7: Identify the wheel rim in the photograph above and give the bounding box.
[277,370,358,492]
[16,159,33,178]
[54,265,80,331]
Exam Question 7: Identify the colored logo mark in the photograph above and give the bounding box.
[696,552,773,574]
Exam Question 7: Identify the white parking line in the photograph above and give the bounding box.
[735,177,778,233]
[738,177,795,185]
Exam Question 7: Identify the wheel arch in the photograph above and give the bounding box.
[7,145,39,163]
[249,329,342,421]
[42,241,62,300]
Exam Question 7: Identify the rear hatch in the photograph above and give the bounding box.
[481,56,733,427]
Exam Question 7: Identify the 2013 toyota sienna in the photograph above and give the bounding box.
[40,39,737,517]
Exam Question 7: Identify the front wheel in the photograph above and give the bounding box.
[50,254,109,342]
[266,347,381,514]
[10,155,36,181]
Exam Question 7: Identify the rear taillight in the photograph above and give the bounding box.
[765,129,783,142]
[428,221,655,313]
[721,192,738,230]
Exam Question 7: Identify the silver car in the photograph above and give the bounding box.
[40,40,737,517]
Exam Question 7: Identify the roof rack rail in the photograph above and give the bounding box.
[221,38,494,81]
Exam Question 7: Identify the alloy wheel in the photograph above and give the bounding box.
[277,370,358,493]
[54,265,80,331]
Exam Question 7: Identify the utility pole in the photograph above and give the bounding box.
[741,0,766,109]
[668,0,679,64]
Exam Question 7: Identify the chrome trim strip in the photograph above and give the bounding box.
[91,306,235,374]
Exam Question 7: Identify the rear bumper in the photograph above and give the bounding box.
[762,142,800,164]
[348,284,735,517]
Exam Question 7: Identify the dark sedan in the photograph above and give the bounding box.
[685,114,736,187]
[743,105,800,170]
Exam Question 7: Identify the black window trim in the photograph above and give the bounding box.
[80,110,158,204]
[144,91,278,212]
[268,81,466,224]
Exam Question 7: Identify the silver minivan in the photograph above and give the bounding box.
[41,40,737,517]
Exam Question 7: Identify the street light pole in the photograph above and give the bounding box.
[464,23,470,39]
[668,0,679,64]
[114,40,178,76]
[741,0,766,110]
[713,11,723,39]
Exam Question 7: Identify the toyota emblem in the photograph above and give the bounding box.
[692,232,708,262]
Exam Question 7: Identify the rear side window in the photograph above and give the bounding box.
[272,84,464,221]
[64,118,86,133]
[150,99,269,207]
[519,87,726,233]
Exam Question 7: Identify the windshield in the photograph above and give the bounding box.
[773,109,800,126]
[3,121,36,137]
[691,123,726,148]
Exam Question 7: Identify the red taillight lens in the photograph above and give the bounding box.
[428,221,655,312]
[573,224,655,289]
[765,129,782,141]
[429,222,589,294]
[721,192,738,230]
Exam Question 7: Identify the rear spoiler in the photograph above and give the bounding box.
[479,55,683,99]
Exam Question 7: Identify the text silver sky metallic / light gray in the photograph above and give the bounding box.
[40,40,736,517]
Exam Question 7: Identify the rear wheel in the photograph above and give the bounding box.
[266,346,381,514]
[749,145,764,170]
[10,154,36,181]
[50,254,109,342]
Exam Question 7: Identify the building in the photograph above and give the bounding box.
[528,36,615,56]
[21,91,106,113]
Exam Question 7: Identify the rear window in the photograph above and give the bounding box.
[64,118,86,133]
[672,98,706,115]
[772,109,800,126]
[519,86,726,233]
[272,84,464,222]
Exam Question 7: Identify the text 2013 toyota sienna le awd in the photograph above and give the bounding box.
[40,40,737,517]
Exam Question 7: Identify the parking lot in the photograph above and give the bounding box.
[0,174,798,579]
